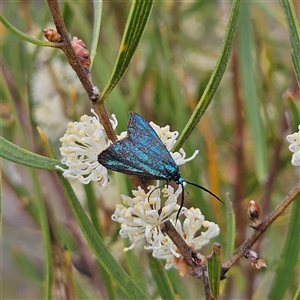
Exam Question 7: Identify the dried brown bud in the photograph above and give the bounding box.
[244,249,267,270]
[71,37,91,70]
[247,200,262,228]
[43,29,62,42]
[177,257,188,277]
[251,258,267,270]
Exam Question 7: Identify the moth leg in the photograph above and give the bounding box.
[175,182,185,223]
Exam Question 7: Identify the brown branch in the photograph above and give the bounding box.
[161,220,195,267]
[161,221,214,298]
[221,181,300,279]
[45,0,119,144]
[46,0,98,102]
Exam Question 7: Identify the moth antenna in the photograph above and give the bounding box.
[184,180,223,203]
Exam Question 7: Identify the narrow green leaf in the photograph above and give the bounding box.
[13,249,42,282]
[238,2,268,181]
[84,183,116,300]
[90,0,103,68]
[287,97,300,131]
[280,0,300,87]
[148,254,175,300]
[100,0,153,102]
[3,71,53,299]
[0,14,56,47]
[207,243,221,298]
[174,0,241,151]
[225,196,235,259]
[58,173,150,300]
[124,241,147,293]
[167,269,187,300]
[267,196,300,299]
[0,136,61,171]
[293,284,300,300]
[220,196,236,293]
[292,51,300,87]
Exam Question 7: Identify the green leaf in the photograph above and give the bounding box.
[225,196,236,259]
[148,254,175,300]
[0,136,61,171]
[174,0,241,151]
[238,2,268,181]
[220,196,235,292]
[13,249,42,282]
[125,242,147,293]
[58,173,150,300]
[280,0,300,87]
[268,196,300,299]
[0,14,56,47]
[207,243,221,298]
[90,0,103,68]
[287,96,300,131]
[99,0,153,102]
[84,183,116,300]
[2,68,53,299]
[293,284,300,300]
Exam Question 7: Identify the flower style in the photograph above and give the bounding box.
[57,109,117,187]
[287,125,300,166]
[58,112,199,186]
[111,184,187,251]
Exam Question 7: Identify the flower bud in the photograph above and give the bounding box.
[71,37,91,70]
[247,200,261,228]
[43,29,62,42]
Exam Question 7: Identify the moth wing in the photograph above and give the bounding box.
[127,112,178,170]
[98,138,167,179]
[98,112,179,180]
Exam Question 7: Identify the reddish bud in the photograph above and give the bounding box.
[43,29,62,42]
[247,200,261,228]
[71,37,91,70]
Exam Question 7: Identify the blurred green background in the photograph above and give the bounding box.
[1,1,300,299]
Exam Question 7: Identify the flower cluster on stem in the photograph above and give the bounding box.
[58,111,220,273]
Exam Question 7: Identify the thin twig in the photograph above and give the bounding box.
[161,221,196,267]
[221,181,300,279]
[46,0,98,102]
[46,0,118,143]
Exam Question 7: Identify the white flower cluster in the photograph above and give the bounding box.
[57,110,117,187]
[112,185,220,274]
[287,125,300,166]
[59,111,220,273]
[58,111,199,186]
